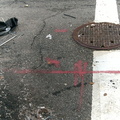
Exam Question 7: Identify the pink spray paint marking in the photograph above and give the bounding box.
[45,58,60,68]
[74,61,88,109]
[13,60,88,110]
[13,70,120,74]
[54,29,68,32]
[9,59,120,110]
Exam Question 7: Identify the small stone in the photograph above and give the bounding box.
[91,24,95,27]
[20,79,24,82]
[1,91,4,94]
[0,76,4,80]
[104,93,107,96]
[25,4,29,7]
[24,98,27,100]
[64,83,67,86]
[89,82,94,85]
[47,62,51,64]
[40,106,45,109]
[29,103,32,107]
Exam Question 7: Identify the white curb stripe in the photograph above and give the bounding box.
[92,0,120,120]
[94,0,119,24]
[92,51,120,120]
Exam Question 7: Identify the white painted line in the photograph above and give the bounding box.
[92,0,120,120]
[92,51,120,120]
[94,0,119,24]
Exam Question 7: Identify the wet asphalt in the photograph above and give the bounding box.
[0,0,96,120]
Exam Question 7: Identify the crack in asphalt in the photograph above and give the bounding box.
[30,12,62,69]
[10,0,27,5]
[31,12,61,48]
[52,82,87,96]
[30,20,46,47]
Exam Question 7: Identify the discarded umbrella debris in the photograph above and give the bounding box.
[0,22,6,32]
[0,35,17,47]
[0,17,18,36]
[0,34,23,47]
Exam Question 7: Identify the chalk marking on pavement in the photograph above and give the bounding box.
[92,0,120,120]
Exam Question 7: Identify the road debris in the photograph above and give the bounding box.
[63,14,76,19]
[0,21,6,31]
[23,107,53,120]
[90,24,96,27]
[0,34,23,47]
[103,93,107,96]
[37,107,52,120]
[0,17,18,36]
[0,76,4,80]
[1,17,5,22]
[6,17,18,29]
[0,35,17,47]
[64,83,67,86]
[46,34,52,39]
[89,82,94,85]
[25,4,29,7]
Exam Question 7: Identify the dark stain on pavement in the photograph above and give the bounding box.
[52,82,87,96]
[0,89,19,120]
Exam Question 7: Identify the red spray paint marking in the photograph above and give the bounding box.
[45,58,60,68]
[9,59,120,110]
[13,70,120,74]
[74,61,83,86]
[74,61,88,109]
[88,71,120,74]
[54,29,68,32]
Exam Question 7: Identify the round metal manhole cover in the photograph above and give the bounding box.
[73,22,120,50]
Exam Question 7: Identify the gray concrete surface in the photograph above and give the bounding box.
[0,0,95,120]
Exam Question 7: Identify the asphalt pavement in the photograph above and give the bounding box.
[0,0,96,120]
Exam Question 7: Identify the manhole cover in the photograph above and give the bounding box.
[73,22,120,50]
